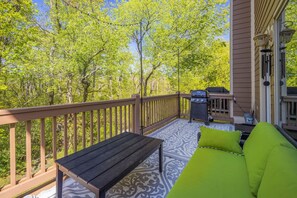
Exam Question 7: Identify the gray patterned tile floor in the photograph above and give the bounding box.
[25,119,234,198]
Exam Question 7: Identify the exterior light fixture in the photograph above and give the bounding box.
[280,21,296,44]
[253,33,270,47]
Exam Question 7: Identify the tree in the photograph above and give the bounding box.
[285,0,297,87]
[116,0,228,96]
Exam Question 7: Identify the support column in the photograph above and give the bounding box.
[132,94,141,134]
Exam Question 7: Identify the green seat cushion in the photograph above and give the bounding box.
[167,148,254,198]
[258,146,297,198]
[199,126,242,154]
[243,122,294,196]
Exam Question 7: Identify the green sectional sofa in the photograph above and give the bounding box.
[167,122,297,198]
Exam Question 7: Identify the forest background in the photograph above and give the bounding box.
[0,0,230,109]
[0,0,230,186]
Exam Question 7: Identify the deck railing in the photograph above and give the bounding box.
[0,98,137,197]
[141,94,179,134]
[0,93,232,197]
[283,96,297,130]
[180,93,234,122]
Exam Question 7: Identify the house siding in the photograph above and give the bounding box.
[253,0,287,122]
[232,0,251,116]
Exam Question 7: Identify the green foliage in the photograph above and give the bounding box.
[285,0,297,87]
[115,0,229,95]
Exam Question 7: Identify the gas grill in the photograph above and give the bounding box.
[189,90,211,125]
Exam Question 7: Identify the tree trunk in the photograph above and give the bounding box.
[82,79,90,102]
[143,63,161,96]
[66,73,73,103]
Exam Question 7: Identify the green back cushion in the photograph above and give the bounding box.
[199,126,242,154]
[243,122,294,196]
[258,146,297,198]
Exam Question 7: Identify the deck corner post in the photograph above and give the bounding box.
[132,94,141,134]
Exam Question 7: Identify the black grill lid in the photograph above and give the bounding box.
[190,90,209,98]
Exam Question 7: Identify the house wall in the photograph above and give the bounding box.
[253,0,287,122]
[232,0,252,117]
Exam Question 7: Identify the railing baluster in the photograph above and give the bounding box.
[74,113,77,152]
[292,102,295,125]
[214,99,217,114]
[90,111,94,145]
[10,123,16,185]
[26,121,32,179]
[146,102,149,127]
[132,104,135,132]
[162,99,165,119]
[147,102,150,126]
[97,110,100,142]
[222,99,225,115]
[82,112,86,148]
[295,101,297,127]
[156,100,160,122]
[149,101,151,124]
[109,108,112,138]
[152,101,155,124]
[52,116,57,160]
[149,102,153,125]
[124,106,127,132]
[63,115,68,156]
[163,99,165,117]
[144,102,146,125]
[104,108,107,140]
[40,118,46,172]
[144,102,147,127]
[120,106,123,133]
[188,98,190,116]
[128,105,131,131]
[218,99,222,116]
[227,99,230,117]
[287,102,290,125]
[140,102,145,127]
[115,107,118,135]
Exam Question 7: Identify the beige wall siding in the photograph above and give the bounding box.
[254,0,287,122]
[232,0,252,116]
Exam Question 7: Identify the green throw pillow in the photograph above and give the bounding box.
[199,126,242,154]
[258,146,297,198]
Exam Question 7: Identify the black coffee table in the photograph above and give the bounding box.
[56,132,163,198]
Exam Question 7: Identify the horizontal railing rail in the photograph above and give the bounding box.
[0,93,232,197]
[282,96,297,131]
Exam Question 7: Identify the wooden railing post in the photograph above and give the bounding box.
[177,92,181,118]
[132,94,140,134]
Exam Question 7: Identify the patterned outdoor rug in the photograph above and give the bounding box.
[26,119,234,198]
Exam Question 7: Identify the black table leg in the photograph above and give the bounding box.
[99,190,106,198]
[159,143,163,173]
[56,167,63,198]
